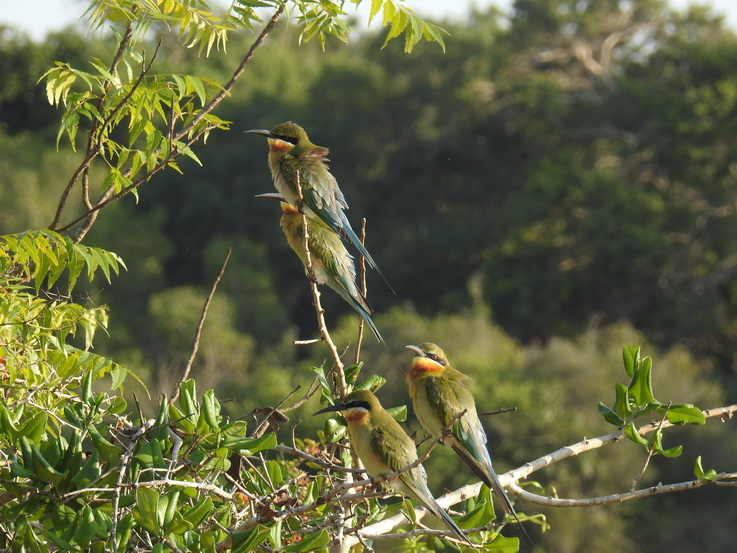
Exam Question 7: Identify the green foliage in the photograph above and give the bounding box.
[599,346,706,458]
[1,229,125,292]
[2,1,737,552]
[364,0,448,53]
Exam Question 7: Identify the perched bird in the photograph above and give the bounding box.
[315,389,469,544]
[245,121,392,291]
[406,342,531,542]
[258,193,383,343]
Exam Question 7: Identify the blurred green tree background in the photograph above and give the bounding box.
[2,0,737,551]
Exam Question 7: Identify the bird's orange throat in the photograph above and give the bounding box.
[409,357,445,378]
[344,409,369,426]
[281,203,300,216]
[267,138,294,153]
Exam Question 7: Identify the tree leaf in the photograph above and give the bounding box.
[231,525,271,553]
[624,423,648,447]
[628,355,654,406]
[665,404,705,425]
[693,456,718,480]
[622,345,639,378]
[282,529,330,552]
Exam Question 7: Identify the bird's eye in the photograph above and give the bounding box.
[274,133,298,145]
[428,354,438,361]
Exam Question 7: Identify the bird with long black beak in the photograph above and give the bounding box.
[246,121,392,292]
[315,389,470,544]
[406,342,534,545]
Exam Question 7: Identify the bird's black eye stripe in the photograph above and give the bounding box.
[426,353,446,365]
[347,400,370,410]
[273,133,298,145]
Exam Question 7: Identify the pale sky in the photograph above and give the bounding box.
[2,0,737,40]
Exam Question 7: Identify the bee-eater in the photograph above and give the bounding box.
[245,122,392,291]
[258,193,383,343]
[315,389,470,544]
[406,343,531,540]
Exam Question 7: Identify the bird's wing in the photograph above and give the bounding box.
[425,376,492,468]
[293,150,348,225]
[424,377,471,434]
[369,423,416,473]
[370,426,433,502]
[281,149,393,291]
[425,378,521,521]
[308,222,359,295]
[370,423,470,544]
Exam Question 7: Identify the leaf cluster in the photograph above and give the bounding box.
[599,345,706,460]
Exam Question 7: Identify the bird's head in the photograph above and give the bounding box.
[314,389,381,425]
[244,121,314,155]
[405,342,449,375]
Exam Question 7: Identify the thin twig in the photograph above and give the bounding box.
[73,40,163,242]
[354,219,368,365]
[294,338,324,345]
[49,21,135,230]
[274,445,366,474]
[171,248,231,403]
[293,170,347,397]
[125,478,234,500]
[631,401,671,490]
[280,376,322,413]
[508,473,737,507]
[110,418,156,551]
[478,406,518,417]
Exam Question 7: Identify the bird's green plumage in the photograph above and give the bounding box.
[276,202,381,341]
[248,121,392,290]
[407,342,530,541]
[316,389,469,543]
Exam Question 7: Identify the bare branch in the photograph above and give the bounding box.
[171,248,231,403]
[508,403,737,484]
[508,473,737,508]
[173,2,286,144]
[125,478,234,500]
[274,445,365,474]
[342,403,737,546]
[478,406,518,417]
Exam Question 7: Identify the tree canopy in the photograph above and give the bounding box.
[1,1,737,552]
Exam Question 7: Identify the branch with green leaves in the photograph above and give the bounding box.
[40,0,447,243]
